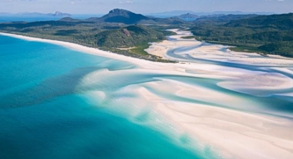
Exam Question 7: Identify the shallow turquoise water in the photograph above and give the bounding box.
[1,33,293,159]
[0,35,216,159]
[0,95,202,159]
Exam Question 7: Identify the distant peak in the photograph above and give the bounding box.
[178,13,199,19]
[52,11,71,16]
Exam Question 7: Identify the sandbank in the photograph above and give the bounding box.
[1,31,293,159]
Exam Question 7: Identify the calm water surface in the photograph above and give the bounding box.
[0,35,217,159]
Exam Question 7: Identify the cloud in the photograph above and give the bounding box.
[119,1,134,4]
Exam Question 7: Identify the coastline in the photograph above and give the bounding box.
[146,29,293,66]
[1,32,293,159]
[0,32,143,65]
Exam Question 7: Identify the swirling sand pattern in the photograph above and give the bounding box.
[1,30,293,159]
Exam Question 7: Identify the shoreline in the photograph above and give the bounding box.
[146,29,293,66]
[0,32,145,65]
[1,32,293,159]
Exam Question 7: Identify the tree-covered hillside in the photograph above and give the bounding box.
[94,25,174,62]
[191,13,293,57]
[87,9,150,24]
[95,25,165,48]
[86,8,185,25]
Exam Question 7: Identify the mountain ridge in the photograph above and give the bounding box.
[86,8,184,24]
[86,9,149,24]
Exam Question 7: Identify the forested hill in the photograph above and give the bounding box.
[95,25,165,48]
[226,13,293,30]
[191,13,293,57]
[86,8,185,24]
[87,9,150,24]
[195,14,258,24]
[0,9,179,62]
[94,25,173,62]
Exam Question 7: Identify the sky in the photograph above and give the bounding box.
[1,0,292,14]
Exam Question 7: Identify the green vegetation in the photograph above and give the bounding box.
[0,9,292,59]
[95,25,165,48]
[95,25,175,62]
[0,9,184,62]
[130,44,150,56]
[190,13,293,57]
[87,8,185,25]
[181,36,195,39]
[0,17,176,62]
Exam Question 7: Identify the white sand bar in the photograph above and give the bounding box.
[1,31,293,159]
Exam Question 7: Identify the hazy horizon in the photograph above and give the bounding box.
[1,0,292,14]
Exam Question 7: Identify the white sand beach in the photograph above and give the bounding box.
[1,31,293,159]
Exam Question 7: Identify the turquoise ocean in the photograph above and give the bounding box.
[0,35,219,159]
[1,30,293,159]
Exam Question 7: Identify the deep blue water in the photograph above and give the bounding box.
[0,35,216,159]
